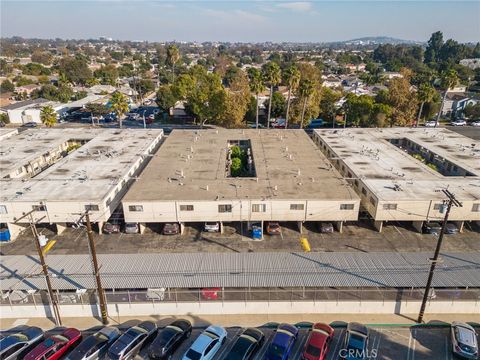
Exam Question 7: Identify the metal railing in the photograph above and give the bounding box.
[2,287,479,307]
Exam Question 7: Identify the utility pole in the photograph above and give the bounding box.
[417,189,462,323]
[24,212,62,325]
[84,212,109,324]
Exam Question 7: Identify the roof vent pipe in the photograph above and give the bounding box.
[206,185,209,191]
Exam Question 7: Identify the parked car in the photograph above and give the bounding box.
[341,322,369,360]
[445,223,459,235]
[265,323,298,360]
[272,119,286,129]
[307,119,324,129]
[302,323,334,360]
[24,328,81,360]
[162,223,180,235]
[0,326,43,360]
[204,222,220,232]
[181,325,227,360]
[450,120,466,126]
[106,321,157,360]
[422,222,442,235]
[222,327,264,360]
[248,123,265,129]
[471,121,480,127]
[103,222,121,234]
[127,113,140,120]
[65,326,120,360]
[320,223,334,233]
[147,319,192,360]
[22,122,37,128]
[266,222,281,235]
[124,222,139,234]
[201,288,221,300]
[424,120,438,127]
[451,322,478,359]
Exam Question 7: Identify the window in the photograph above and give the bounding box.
[472,204,480,212]
[340,204,354,210]
[85,204,99,212]
[433,203,443,210]
[180,205,194,211]
[129,205,143,212]
[290,204,304,211]
[369,197,376,206]
[383,203,398,210]
[252,204,266,212]
[354,180,359,187]
[32,204,47,211]
[361,188,367,196]
[0,205,7,214]
[218,204,232,213]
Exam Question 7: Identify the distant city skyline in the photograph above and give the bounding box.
[1,1,479,43]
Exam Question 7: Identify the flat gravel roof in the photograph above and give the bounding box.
[124,129,359,202]
[314,128,480,201]
[0,128,163,202]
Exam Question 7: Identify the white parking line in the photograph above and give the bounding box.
[406,331,413,360]
[444,336,452,360]
[214,327,243,359]
[411,329,417,360]
[372,332,382,356]
[254,330,276,360]
[329,329,345,360]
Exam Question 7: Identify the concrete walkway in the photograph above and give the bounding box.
[2,313,479,330]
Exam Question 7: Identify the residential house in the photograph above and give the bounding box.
[441,93,479,116]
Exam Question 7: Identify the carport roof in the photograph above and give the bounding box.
[1,252,478,291]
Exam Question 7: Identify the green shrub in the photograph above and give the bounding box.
[231,157,242,176]
[231,145,242,159]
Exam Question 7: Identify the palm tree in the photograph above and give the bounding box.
[435,69,459,127]
[262,62,281,129]
[166,45,180,84]
[248,68,265,129]
[298,79,315,129]
[110,91,129,129]
[40,105,57,127]
[416,83,436,126]
[58,72,68,86]
[283,65,300,129]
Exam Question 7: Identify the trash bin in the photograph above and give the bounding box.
[0,228,10,242]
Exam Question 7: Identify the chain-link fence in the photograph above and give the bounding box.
[2,287,480,307]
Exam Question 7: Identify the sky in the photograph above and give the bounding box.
[1,1,479,43]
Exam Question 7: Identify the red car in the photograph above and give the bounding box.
[24,328,82,360]
[302,323,334,360]
[201,287,221,300]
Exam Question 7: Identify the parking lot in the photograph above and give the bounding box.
[3,321,478,360]
[2,219,479,256]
